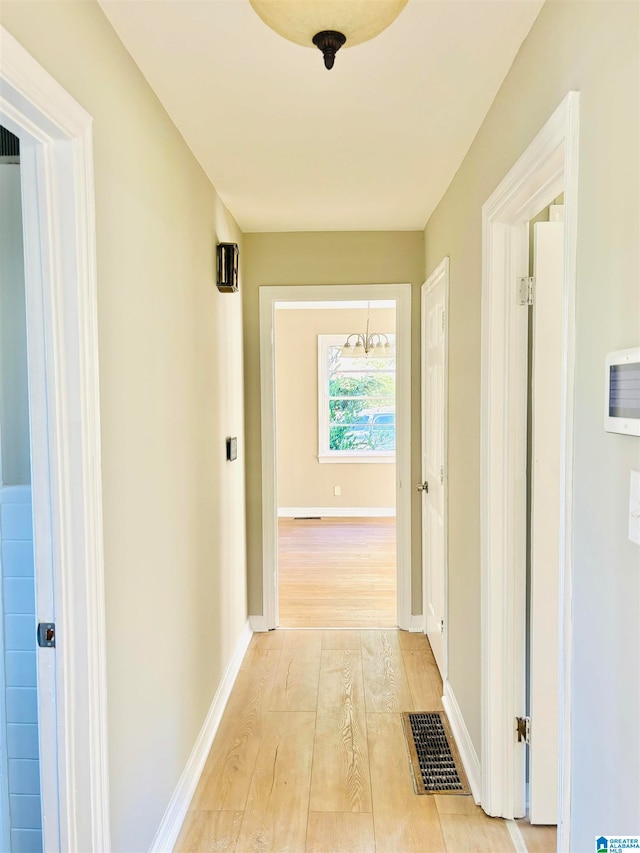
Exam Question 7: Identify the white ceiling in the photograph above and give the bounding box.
[99,0,544,233]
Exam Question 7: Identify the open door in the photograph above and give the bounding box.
[528,218,564,824]
[420,259,448,678]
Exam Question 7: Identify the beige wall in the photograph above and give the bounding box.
[0,163,30,486]
[275,307,396,509]
[0,3,248,850]
[244,232,424,615]
[423,2,639,846]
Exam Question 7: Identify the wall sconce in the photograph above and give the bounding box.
[216,242,239,293]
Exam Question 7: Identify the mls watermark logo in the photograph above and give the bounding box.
[596,837,640,852]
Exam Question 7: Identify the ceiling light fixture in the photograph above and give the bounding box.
[249,0,409,70]
[340,303,394,358]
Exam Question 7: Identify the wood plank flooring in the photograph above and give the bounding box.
[278,518,396,628]
[175,629,519,853]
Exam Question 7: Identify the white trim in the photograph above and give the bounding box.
[480,92,579,846]
[442,680,481,804]
[149,620,253,853]
[318,454,395,464]
[249,615,271,633]
[0,27,111,851]
[506,820,529,853]
[408,614,424,633]
[275,299,395,310]
[260,284,412,631]
[421,257,450,681]
[277,507,396,518]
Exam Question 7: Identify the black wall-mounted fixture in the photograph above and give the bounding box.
[217,242,239,293]
[226,437,238,462]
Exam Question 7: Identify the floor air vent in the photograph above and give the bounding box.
[402,711,471,796]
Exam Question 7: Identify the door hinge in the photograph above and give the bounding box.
[439,465,444,485]
[517,276,535,306]
[439,618,445,633]
[37,623,56,648]
[516,716,530,744]
[441,310,445,333]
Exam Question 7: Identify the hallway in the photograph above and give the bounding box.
[175,629,518,852]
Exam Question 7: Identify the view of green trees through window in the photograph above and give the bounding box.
[327,345,396,452]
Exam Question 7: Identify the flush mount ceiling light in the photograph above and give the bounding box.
[249,0,408,70]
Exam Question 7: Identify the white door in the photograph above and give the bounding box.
[421,259,448,678]
[529,219,564,824]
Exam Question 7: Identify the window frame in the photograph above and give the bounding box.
[317,334,396,464]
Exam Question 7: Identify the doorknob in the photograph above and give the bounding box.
[416,482,429,493]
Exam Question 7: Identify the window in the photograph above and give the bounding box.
[318,334,396,463]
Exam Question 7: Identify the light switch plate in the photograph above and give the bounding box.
[630,470,640,546]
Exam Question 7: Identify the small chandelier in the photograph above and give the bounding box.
[249,0,409,70]
[340,304,394,358]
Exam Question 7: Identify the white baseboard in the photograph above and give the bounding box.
[442,680,482,804]
[249,614,271,632]
[408,615,424,633]
[149,620,253,852]
[277,507,396,518]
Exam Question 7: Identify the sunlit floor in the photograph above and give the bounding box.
[176,629,527,852]
[278,517,396,628]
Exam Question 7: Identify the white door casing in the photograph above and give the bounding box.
[421,258,449,677]
[529,220,564,824]
[480,90,579,852]
[256,283,413,632]
[0,27,111,851]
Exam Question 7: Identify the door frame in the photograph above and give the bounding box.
[0,27,111,850]
[480,90,579,851]
[256,283,413,631]
[421,257,449,678]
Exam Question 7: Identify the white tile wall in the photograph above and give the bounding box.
[1,487,42,852]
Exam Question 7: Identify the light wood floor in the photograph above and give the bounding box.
[175,629,530,853]
[278,518,396,628]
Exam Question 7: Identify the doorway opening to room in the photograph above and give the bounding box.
[258,284,413,632]
[0,126,43,853]
[1,31,111,850]
[480,92,578,850]
[275,299,397,628]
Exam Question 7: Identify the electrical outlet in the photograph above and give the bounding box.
[334,485,341,497]
[630,470,640,546]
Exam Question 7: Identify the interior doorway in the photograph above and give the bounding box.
[252,285,412,630]
[0,127,43,853]
[274,300,397,628]
[0,29,110,850]
[480,91,579,851]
